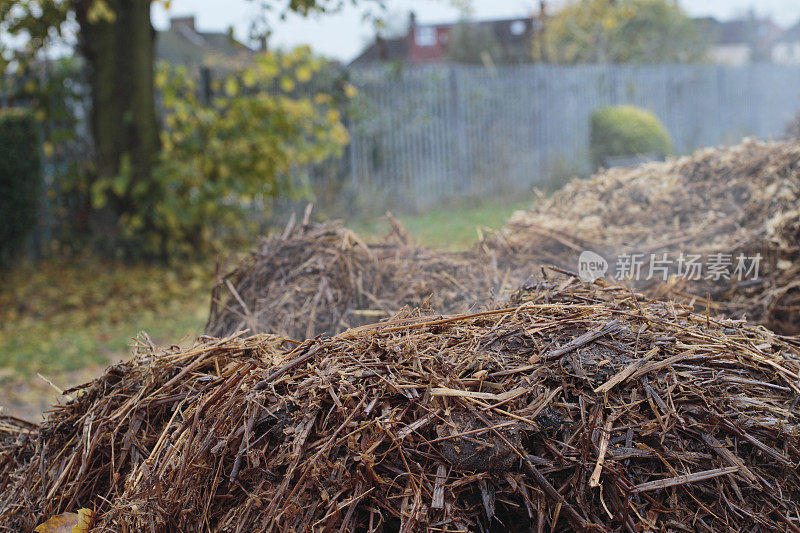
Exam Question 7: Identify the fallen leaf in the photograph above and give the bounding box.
[34,508,97,532]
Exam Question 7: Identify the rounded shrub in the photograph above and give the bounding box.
[0,108,42,266]
[589,105,672,170]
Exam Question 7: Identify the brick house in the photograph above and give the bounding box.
[350,12,539,66]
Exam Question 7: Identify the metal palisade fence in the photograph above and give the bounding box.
[343,63,800,210]
[14,61,800,253]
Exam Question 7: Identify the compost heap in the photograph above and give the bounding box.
[490,139,800,334]
[205,217,517,339]
[2,272,799,531]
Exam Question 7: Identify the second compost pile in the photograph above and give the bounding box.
[206,217,519,339]
[491,139,800,334]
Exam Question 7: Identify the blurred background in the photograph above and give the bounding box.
[3,0,800,419]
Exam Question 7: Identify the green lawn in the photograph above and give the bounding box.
[349,197,532,250]
[0,258,212,376]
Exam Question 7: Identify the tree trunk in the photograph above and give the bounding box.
[75,0,159,250]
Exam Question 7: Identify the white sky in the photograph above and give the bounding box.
[151,0,800,63]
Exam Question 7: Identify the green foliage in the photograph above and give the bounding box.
[539,0,708,64]
[88,47,352,258]
[0,108,41,266]
[0,0,154,70]
[589,105,672,170]
[0,0,71,72]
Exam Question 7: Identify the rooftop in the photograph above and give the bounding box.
[156,16,254,69]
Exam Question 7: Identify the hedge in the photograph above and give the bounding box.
[0,108,42,266]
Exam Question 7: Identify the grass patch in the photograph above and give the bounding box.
[350,197,532,250]
[0,257,212,376]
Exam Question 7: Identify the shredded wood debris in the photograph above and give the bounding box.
[490,138,800,334]
[2,272,798,531]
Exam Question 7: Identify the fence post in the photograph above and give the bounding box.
[200,67,213,106]
[448,66,469,194]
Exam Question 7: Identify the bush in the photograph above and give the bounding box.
[0,108,41,266]
[89,48,353,259]
[589,105,672,170]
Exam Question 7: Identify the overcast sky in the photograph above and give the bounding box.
[151,0,800,63]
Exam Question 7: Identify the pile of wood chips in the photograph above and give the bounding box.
[2,271,798,531]
[490,139,800,334]
[205,215,521,340]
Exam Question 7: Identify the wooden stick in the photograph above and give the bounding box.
[590,416,615,488]
[630,466,739,494]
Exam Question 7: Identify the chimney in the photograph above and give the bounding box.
[170,16,196,33]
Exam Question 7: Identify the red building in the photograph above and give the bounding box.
[350,12,540,66]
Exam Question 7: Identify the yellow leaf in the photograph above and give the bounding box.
[242,69,258,88]
[343,83,357,99]
[87,0,116,24]
[111,174,128,196]
[326,109,341,123]
[280,77,295,92]
[224,77,239,97]
[128,214,145,231]
[34,508,96,533]
[154,68,168,88]
[331,125,350,145]
[43,141,55,158]
[296,66,312,83]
